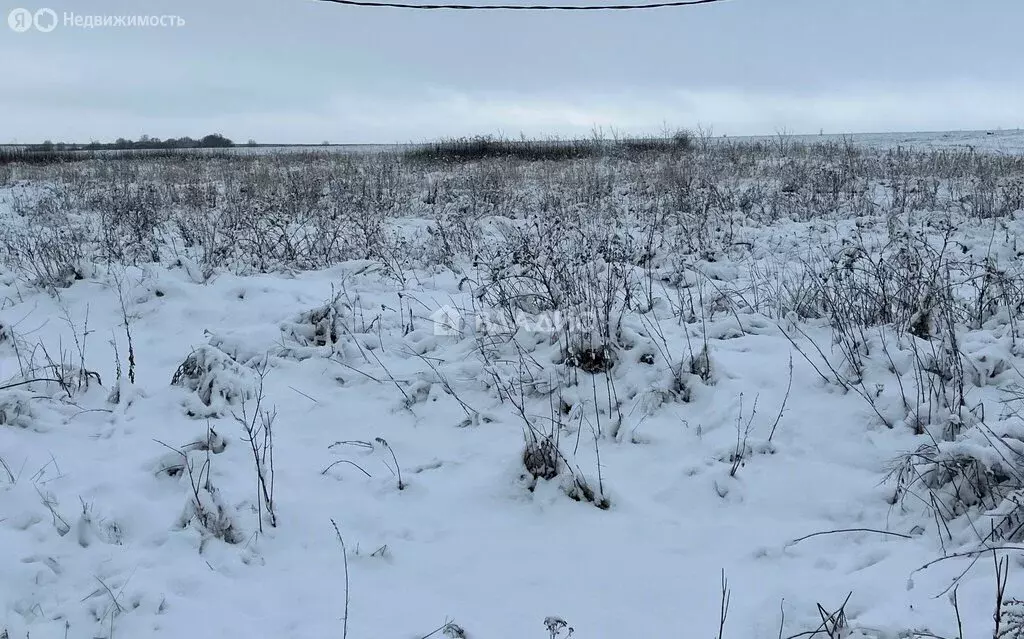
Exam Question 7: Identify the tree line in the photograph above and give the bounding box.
[30,133,241,152]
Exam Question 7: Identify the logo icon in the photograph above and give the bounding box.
[7,8,32,32]
[8,7,57,32]
[429,306,463,337]
[34,8,57,32]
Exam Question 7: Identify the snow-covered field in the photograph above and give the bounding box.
[733,129,1024,156]
[5,128,1024,160]
[2,136,1024,638]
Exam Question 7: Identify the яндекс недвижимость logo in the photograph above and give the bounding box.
[8,8,184,32]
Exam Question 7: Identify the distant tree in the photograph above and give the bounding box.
[39,140,55,151]
[199,133,234,148]
[246,139,258,147]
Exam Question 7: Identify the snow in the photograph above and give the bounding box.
[732,129,1024,156]
[2,136,1024,639]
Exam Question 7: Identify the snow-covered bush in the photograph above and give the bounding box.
[281,291,351,353]
[0,390,35,429]
[889,420,1024,543]
[171,345,258,417]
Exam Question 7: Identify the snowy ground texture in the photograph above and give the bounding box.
[735,129,1024,156]
[3,134,1024,638]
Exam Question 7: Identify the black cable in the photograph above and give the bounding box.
[316,0,726,10]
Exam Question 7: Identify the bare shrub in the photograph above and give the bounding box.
[158,427,242,545]
[0,221,90,290]
[233,369,277,531]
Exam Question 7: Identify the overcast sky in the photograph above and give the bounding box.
[2,0,1022,144]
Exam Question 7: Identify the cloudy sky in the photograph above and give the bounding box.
[2,0,1022,144]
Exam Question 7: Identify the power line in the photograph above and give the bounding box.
[316,0,726,11]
